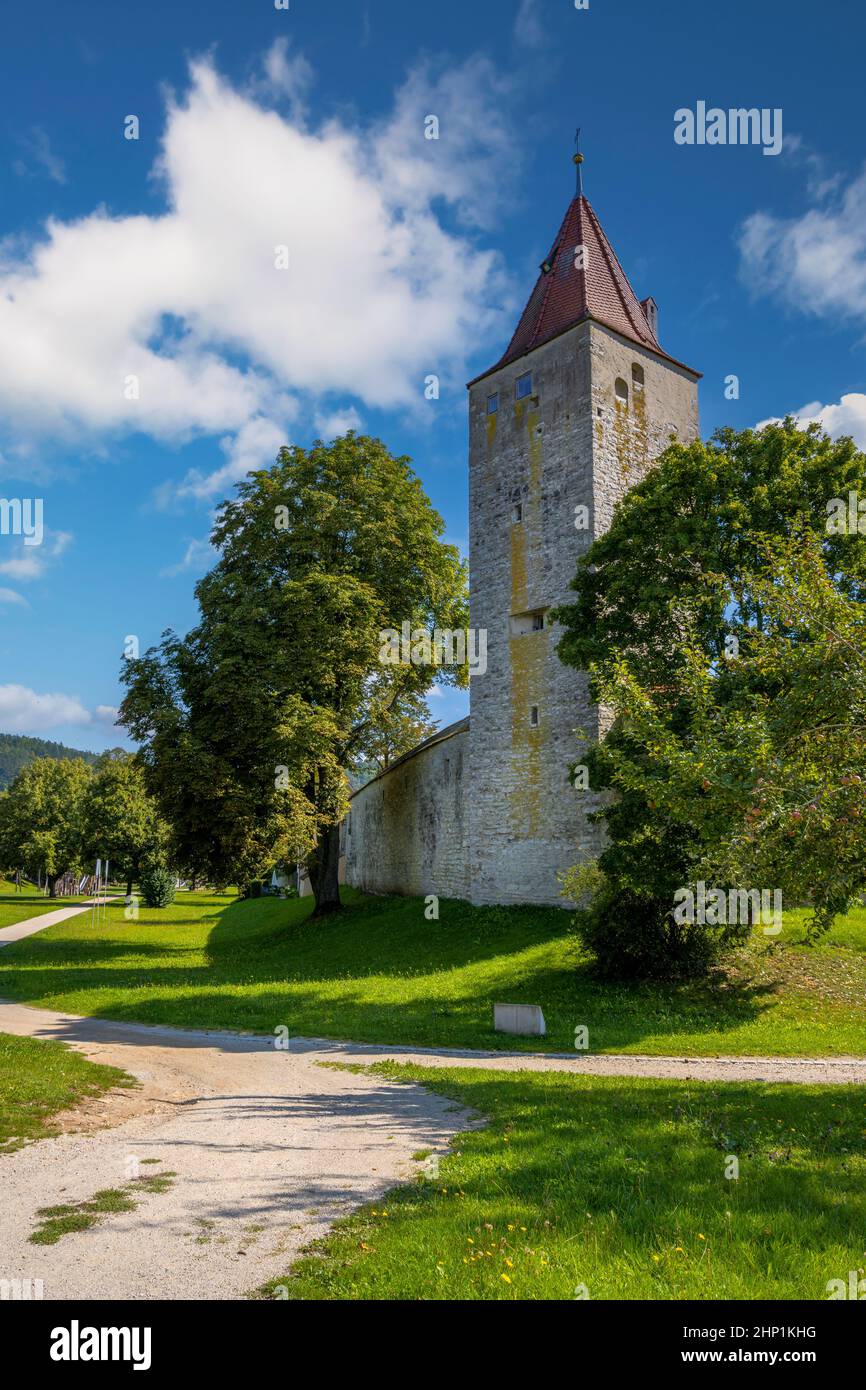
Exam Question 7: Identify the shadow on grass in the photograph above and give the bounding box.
[0,888,781,1052]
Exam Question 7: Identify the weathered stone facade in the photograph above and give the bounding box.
[345,191,700,906]
[344,719,469,900]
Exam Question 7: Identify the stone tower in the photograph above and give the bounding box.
[466,180,701,906]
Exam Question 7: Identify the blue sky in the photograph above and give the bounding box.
[1,0,864,750]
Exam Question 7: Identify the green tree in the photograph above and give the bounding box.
[593,532,866,940]
[553,420,866,974]
[354,688,439,779]
[0,758,92,896]
[119,433,468,914]
[82,751,170,897]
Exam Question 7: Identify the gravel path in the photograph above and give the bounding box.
[0,996,863,1301]
[290,1035,866,1085]
[0,1003,476,1301]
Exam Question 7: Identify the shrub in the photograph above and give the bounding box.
[139,867,176,909]
[571,884,721,980]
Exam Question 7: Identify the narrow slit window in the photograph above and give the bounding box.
[529,705,539,727]
[512,502,523,524]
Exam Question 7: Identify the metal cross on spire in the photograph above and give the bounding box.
[573,127,584,197]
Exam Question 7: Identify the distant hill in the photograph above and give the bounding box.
[0,733,107,790]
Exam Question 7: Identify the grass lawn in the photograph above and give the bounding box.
[256,1064,866,1301]
[0,888,863,1056]
[0,880,93,930]
[0,1032,134,1154]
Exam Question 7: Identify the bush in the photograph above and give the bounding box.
[571,884,722,981]
[139,867,176,909]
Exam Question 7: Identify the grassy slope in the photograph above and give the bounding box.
[0,1033,134,1154]
[258,1064,866,1301]
[0,889,863,1056]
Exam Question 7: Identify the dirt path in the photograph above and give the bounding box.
[290,1035,866,1085]
[1,1000,863,1302]
[0,1003,476,1301]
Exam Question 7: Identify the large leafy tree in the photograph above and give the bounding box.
[553,420,866,973]
[82,751,170,897]
[120,433,468,914]
[593,533,866,939]
[0,758,92,896]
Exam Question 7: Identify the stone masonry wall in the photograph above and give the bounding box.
[467,321,700,906]
[344,721,470,900]
[468,323,601,905]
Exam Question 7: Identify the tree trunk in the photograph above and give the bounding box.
[47,874,59,899]
[307,821,342,917]
[126,875,134,898]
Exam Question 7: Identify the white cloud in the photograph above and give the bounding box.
[372,55,518,233]
[13,127,66,185]
[739,164,866,322]
[249,37,313,118]
[0,684,92,732]
[514,0,547,48]
[0,587,28,607]
[314,406,363,440]
[174,416,288,501]
[757,392,866,450]
[160,536,216,578]
[0,530,71,582]
[0,51,511,502]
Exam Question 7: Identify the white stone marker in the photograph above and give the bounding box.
[494,1003,546,1037]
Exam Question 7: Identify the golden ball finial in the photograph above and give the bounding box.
[573,152,584,165]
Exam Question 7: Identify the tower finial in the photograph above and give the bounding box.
[573,127,584,198]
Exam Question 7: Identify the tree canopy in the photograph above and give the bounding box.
[119,433,468,911]
[554,420,866,974]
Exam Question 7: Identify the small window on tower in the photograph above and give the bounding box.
[632,364,645,389]
[487,392,499,415]
[511,502,523,524]
[529,705,540,727]
[510,609,546,636]
[615,377,629,405]
[516,372,533,400]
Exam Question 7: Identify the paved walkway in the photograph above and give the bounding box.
[0,897,119,946]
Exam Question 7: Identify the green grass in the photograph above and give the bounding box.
[0,888,863,1056]
[0,880,93,930]
[30,1171,177,1244]
[0,1032,135,1153]
[256,1064,866,1301]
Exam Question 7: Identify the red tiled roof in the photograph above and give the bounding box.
[471,194,698,382]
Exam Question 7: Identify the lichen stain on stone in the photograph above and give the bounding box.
[485,411,497,451]
[510,521,528,613]
[632,385,649,476]
[508,629,546,837]
[613,397,631,487]
[506,398,546,838]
